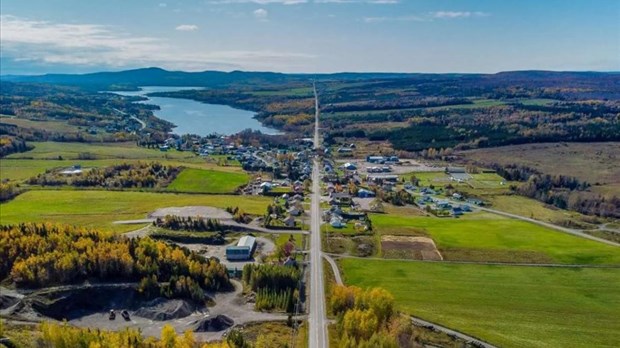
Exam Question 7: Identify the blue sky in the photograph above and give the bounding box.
[1,0,618,74]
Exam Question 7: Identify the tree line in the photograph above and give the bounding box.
[27,162,180,189]
[154,216,224,232]
[0,135,32,157]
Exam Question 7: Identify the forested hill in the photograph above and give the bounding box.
[3,67,618,93]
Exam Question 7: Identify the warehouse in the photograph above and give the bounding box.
[226,235,257,261]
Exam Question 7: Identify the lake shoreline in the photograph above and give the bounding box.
[107,86,281,136]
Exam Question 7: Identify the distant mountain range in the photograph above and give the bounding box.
[1,67,616,89]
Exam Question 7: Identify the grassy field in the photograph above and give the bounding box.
[459,142,620,196]
[0,190,271,233]
[1,117,84,133]
[486,195,594,226]
[167,168,249,193]
[370,212,620,264]
[6,141,201,161]
[341,258,620,348]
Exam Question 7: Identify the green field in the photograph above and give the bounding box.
[6,141,200,161]
[167,168,249,194]
[0,190,271,233]
[341,259,620,348]
[370,212,620,264]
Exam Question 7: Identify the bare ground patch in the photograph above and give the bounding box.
[381,235,443,261]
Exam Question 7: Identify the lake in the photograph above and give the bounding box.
[109,86,279,136]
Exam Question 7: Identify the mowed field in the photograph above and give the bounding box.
[459,142,620,196]
[167,168,249,194]
[341,259,620,348]
[370,212,620,264]
[0,190,271,233]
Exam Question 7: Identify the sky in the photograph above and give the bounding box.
[1,0,619,74]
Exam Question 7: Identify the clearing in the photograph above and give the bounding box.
[381,235,443,260]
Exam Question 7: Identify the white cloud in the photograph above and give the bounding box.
[363,15,426,23]
[364,11,489,23]
[431,11,489,19]
[210,0,307,4]
[175,24,199,31]
[158,3,167,7]
[0,15,314,71]
[254,8,269,20]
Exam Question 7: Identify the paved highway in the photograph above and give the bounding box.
[308,82,328,348]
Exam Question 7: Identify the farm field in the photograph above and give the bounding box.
[0,190,271,233]
[6,141,201,161]
[459,142,620,196]
[167,168,249,194]
[340,258,620,348]
[370,212,620,264]
[1,116,85,133]
[0,158,244,182]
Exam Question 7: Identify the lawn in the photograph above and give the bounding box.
[341,258,620,348]
[370,212,620,264]
[0,190,271,233]
[166,168,249,194]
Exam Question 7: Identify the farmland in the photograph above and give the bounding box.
[167,168,249,194]
[341,258,620,348]
[0,190,271,233]
[370,212,620,264]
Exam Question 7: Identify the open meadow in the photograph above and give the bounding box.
[370,212,620,264]
[0,190,271,233]
[340,258,620,348]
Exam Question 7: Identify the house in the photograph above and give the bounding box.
[367,156,386,164]
[452,193,463,200]
[226,235,256,261]
[357,188,375,198]
[368,174,399,183]
[282,215,296,228]
[446,167,466,173]
[451,207,464,216]
[288,207,302,216]
[330,217,345,228]
[467,198,484,206]
[331,192,352,205]
[435,201,453,210]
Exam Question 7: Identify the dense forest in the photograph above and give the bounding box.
[0,223,230,293]
[0,135,32,157]
[6,321,230,348]
[242,264,301,312]
[27,162,181,189]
